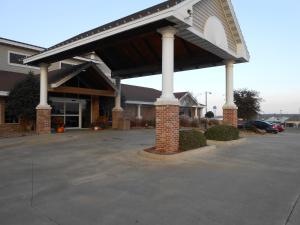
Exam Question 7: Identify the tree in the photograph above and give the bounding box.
[205,111,215,118]
[234,89,262,120]
[6,71,40,125]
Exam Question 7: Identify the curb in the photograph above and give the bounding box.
[207,138,247,146]
[138,145,216,161]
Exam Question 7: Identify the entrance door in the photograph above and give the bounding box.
[65,102,81,128]
[51,100,82,129]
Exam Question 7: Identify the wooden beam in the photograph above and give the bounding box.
[48,87,115,97]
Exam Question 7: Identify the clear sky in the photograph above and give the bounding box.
[1,0,300,115]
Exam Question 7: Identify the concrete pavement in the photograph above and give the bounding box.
[0,129,299,225]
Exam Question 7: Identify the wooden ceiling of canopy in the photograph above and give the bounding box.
[32,20,223,78]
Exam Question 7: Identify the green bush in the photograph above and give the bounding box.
[205,125,239,141]
[179,129,207,151]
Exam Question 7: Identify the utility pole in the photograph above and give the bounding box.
[205,91,212,114]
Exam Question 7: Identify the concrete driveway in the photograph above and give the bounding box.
[0,129,300,225]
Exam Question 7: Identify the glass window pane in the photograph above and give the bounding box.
[10,52,26,65]
[65,116,79,128]
[51,102,64,115]
[66,103,79,114]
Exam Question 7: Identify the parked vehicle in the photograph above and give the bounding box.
[239,120,278,134]
[269,122,285,132]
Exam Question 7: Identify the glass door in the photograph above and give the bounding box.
[51,100,82,129]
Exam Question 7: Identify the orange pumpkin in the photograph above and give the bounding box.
[56,127,65,133]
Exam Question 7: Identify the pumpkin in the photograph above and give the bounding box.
[56,127,65,133]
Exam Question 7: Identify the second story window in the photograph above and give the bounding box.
[9,52,27,65]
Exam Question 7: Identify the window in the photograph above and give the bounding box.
[9,52,27,65]
[5,110,19,124]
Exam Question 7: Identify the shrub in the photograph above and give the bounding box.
[180,115,191,127]
[179,129,207,151]
[205,125,239,141]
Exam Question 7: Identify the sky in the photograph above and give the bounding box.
[1,0,300,115]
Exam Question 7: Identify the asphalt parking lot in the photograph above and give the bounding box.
[0,129,299,225]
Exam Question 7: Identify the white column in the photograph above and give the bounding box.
[113,78,123,111]
[37,63,51,109]
[137,104,142,120]
[194,107,199,119]
[156,26,179,105]
[223,60,237,109]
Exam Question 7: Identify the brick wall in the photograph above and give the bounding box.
[223,108,238,127]
[155,105,179,153]
[36,109,51,134]
[0,123,21,136]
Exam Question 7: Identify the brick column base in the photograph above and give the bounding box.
[155,105,179,154]
[223,108,238,127]
[112,109,123,129]
[36,108,51,134]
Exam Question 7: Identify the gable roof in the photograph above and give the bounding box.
[24,0,249,69]
[0,63,116,95]
[48,62,116,91]
[122,84,203,106]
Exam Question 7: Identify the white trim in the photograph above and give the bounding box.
[125,100,155,106]
[0,38,44,51]
[0,91,9,96]
[23,0,249,64]
[8,50,39,70]
[24,9,175,64]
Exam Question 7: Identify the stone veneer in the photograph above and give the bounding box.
[36,109,51,134]
[223,108,238,127]
[155,105,179,153]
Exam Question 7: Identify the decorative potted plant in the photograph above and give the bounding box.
[52,117,65,133]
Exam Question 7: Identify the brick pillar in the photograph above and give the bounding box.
[91,96,99,123]
[155,105,179,153]
[223,108,238,127]
[112,109,123,129]
[36,108,51,134]
[0,98,5,124]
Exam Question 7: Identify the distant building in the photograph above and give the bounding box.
[285,115,300,128]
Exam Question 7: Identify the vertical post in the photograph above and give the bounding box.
[112,78,123,129]
[155,26,179,153]
[136,104,142,120]
[36,63,52,134]
[194,107,199,119]
[223,60,238,127]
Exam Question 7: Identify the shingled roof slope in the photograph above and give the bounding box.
[45,0,186,53]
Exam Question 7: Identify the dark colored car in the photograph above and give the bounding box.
[239,120,278,134]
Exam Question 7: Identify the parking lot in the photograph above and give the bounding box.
[0,129,299,225]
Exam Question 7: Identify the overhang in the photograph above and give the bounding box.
[24,0,249,79]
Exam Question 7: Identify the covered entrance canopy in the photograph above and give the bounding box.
[24,0,249,153]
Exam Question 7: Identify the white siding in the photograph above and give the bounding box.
[193,0,237,52]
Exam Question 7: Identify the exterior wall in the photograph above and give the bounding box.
[91,96,100,123]
[0,123,21,136]
[123,104,137,120]
[142,105,156,121]
[0,44,40,74]
[155,105,179,153]
[0,97,5,124]
[193,0,237,52]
